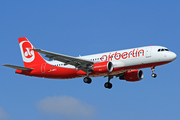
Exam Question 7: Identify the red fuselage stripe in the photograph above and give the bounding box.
[16,61,170,79]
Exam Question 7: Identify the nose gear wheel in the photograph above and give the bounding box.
[151,66,157,78]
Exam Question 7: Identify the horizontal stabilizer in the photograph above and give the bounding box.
[2,64,33,70]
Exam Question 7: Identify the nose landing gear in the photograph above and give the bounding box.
[152,73,157,78]
[151,66,157,78]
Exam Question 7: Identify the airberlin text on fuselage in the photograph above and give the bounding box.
[101,49,144,61]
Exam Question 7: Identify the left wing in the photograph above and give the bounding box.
[33,49,94,72]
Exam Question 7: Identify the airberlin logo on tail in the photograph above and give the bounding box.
[19,41,35,63]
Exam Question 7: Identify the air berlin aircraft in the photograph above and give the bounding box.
[3,37,177,89]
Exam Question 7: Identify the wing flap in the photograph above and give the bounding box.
[2,64,33,70]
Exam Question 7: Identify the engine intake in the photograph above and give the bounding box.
[119,70,143,82]
[93,61,113,73]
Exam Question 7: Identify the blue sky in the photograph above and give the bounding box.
[0,0,180,120]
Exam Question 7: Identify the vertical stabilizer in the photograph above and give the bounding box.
[18,37,46,67]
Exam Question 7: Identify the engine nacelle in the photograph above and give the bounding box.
[93,61,113,73]
[119,70,143,82]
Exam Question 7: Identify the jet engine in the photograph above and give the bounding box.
[119,70,143,82]
[93,61,113,73]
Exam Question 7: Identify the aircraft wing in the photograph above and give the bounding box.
[33,49,94,72]
[2,64,33,70]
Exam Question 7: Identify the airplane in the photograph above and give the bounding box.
[3,37,177,89]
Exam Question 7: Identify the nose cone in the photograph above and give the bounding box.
[169,52,177,61]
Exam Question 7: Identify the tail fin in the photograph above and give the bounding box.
[18,37,46,67]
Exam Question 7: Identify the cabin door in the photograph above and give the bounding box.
[41,63,46,73]
[146,47,152,58]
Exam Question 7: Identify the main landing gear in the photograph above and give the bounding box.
[83,75,113,89]
[83,77,92,84]
[151,66,157,78]
[104,76,113,89]
[83,71,92,84]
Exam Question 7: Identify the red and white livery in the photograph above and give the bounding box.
[3,37,177,89]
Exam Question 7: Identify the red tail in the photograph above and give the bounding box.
[18,37,46,67]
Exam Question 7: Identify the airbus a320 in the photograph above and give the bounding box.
[3,37,177,89]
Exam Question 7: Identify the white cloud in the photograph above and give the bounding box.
[0,106,9,120]
[36,96,96,119]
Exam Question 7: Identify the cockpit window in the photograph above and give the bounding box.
[158,48,170,52]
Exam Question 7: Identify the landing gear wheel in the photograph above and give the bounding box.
[151,73,157,78]
[83,77,92,84]
[151,66,157,78]
[104,82,112,89]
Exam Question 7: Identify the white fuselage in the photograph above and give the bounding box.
[46,46,176,77]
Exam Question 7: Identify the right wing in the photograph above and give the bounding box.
[2,64,33,71]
